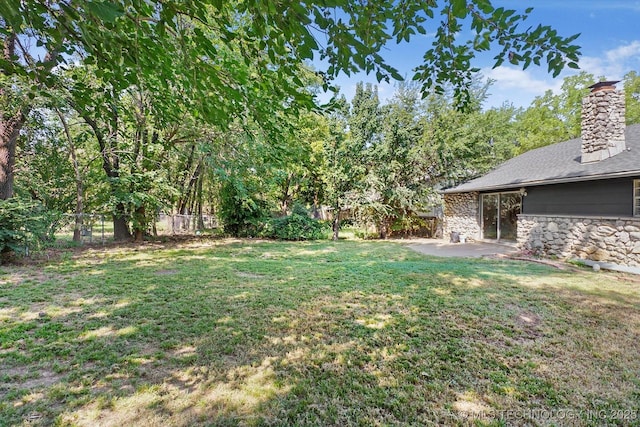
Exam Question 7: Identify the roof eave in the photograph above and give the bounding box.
[441,169,640,194]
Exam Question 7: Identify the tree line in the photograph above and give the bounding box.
[8,69,640,250]
[0,0,602,253]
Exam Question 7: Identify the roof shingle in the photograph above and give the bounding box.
[444,123,640,193]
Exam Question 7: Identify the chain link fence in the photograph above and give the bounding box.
[156,213,219,235]
[56,213,219,244]
[57,214,108,244]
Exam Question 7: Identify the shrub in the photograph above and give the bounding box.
[0,198,57,259]
[218,180,268,237]
[263,204,328,241]
[390,216,437,238]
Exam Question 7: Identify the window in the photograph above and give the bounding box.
[635,180,640,217]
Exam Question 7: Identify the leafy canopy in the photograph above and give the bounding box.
[1,0,581,111]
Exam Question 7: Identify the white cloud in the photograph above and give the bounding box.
[578,40,640,79]
[483,66,561,93]
[480,66,563,108]
[482,40,640,109]
[605,40,640,63]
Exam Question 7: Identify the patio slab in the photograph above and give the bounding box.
[404,238,520,258]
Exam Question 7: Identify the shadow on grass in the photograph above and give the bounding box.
[0,239,639,426]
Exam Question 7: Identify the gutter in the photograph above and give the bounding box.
[441,169,640,194]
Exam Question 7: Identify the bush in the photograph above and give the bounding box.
[263,204,328,241]
[0,198,58,259]
[218,180,268,237]
[390,216,437,238]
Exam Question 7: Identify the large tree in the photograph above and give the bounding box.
[1,0,581,203]
[355,82,431,238]
[323,96,359,240]
[515,72,594,153]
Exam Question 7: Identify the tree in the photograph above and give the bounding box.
[212,122,275,237]
[267,112,329,216]
[54,107,86,242]
[2,0,581,202]
[515,72,594,153]
[623,71,640,125]
[340,83,382,234]
[421,79,517,187]
[323,97,360,240]
[355,83,429,237]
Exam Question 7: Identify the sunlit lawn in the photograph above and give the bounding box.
[1,239,639,426]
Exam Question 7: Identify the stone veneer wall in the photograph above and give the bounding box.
[581,88,626,163]
[518,214,640,267]
[443,192,480,240]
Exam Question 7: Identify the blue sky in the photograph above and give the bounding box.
[316,1,640,109]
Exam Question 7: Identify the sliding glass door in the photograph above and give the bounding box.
[481,192,521,241]
[482,194,498,239]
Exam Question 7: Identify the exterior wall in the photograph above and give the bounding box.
[522,178,635,217]
[518,214,640,267]
[443,192,480,240]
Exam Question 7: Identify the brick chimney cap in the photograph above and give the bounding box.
[588,80,620,92]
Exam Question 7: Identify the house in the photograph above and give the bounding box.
[442,81,640,267]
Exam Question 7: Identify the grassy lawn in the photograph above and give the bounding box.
[1,239,639,426]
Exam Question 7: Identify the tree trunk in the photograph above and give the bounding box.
[75,100,131,241]
[177,143,196,214]
[280,174,292,215]
[379,218,390,239]
[332,199,340,241]
[55,108,84,242]
[72,178,84,242]
[113,203,131,241]
[0,112,26,200]
[1,32,58,201]
[312,191,320,219]
[196,173,204,230]
[133,206,145,242]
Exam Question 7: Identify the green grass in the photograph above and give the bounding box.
[1,239,639,426]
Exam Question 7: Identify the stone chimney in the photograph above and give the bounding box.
[581,80,626,164]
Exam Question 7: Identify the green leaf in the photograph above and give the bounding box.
[85,1,125,23]
[451,0,468,18]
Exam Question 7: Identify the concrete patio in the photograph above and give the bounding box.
[404,238,520,258]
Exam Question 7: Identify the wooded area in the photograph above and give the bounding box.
[3,0,638,254]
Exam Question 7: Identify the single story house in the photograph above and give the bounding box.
[442,81,640,267]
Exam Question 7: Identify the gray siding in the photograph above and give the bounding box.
[522,177,636,217]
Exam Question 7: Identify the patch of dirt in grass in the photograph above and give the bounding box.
[59,355,290,427]
[235,271,265,279]
[155,269,178,275]
[512,310,544,342]
[18,370,63,391]
[1,236,239,267]
[515,311,541,327]
[0,367,64,399]
[0,268,69,287]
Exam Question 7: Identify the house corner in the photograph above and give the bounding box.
[443,192,481,241]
